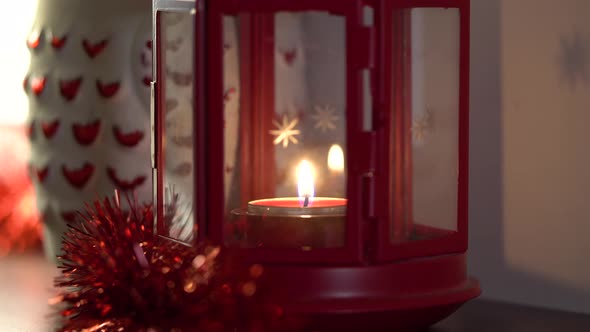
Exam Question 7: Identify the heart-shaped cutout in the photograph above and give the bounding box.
[62,162,95,189]
[170,71,192,86]
[60,211,78,223]
[51,35,67,50]
[59,77,83,101]
[142,76,152,87]
[31,76,47,96]
[82,39,108,58]
[72,120,101,145]
[27,30,41,49]
[113,126,144,147]
[223,87,236,105]
[171,135,193,148]
[35,166,49,183]
[106,167,146,191]
[282,48,297,66]
[23,76,29,93]
[172,162,192,177]
[166,99,179,112]
[27,121,35,139]
[96,80,120,98]
[41,120,60,139]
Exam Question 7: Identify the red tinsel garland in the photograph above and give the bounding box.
[0,125,41,256]
[53,192,282,332]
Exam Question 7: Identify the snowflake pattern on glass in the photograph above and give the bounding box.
[411,109,433,145]
[269,114,301,148]
[312,105,339,132]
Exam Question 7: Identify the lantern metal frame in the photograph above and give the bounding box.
[205,0,368,264]
[152,0,480,329]
[373,0,471,262]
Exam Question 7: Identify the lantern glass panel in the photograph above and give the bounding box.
[391,8,460,243]
[223,12,347,249]
[159,11,196,242]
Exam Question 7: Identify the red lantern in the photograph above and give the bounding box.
[152,0,479,329]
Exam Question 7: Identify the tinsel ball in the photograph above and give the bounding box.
[54,192,276,332]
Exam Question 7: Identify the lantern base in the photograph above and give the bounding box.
[261,253,480,331]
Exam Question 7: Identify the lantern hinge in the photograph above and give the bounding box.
[150,81,156,169]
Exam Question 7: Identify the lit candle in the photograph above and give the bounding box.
[234,160,346,248]
[247,160,346,215]
[297,160,314,207]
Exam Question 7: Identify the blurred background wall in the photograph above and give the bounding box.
[0,0,38,125]
[469,0,590,315]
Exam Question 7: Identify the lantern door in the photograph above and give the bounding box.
[372,0,470,262]
[153,0,203,243]
[205,0,373,264]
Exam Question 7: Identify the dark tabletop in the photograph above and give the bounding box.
[1,253,590,332]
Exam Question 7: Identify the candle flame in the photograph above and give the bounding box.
[296,160,315,205]
[327,144,344,172]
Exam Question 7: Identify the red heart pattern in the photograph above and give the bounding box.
[223,87,236,105]
[27,30,41,49]
[28,28,152,206]
[142,76,152,87]
[166,99,179,112]
[59,77,83,101]
[172,162,192,177]
[60,211,78,223]
[62,162,95,189]
[113,126,144,147]
[82,39,108,58]
[169,70,192,86]
[141,52,149,67]
[51,35,67,50]
[171,135,192,148]
[27,121,35,139]
[282,48,297,66]
[96,80,120,98]
[166,38,182,52]
[35,166,49,183]
[72,120,101,145]
[41,120,60,139]
[31,76,47,96]
[106,167,146,191]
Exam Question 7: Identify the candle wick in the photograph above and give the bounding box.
[303,195,309,208]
